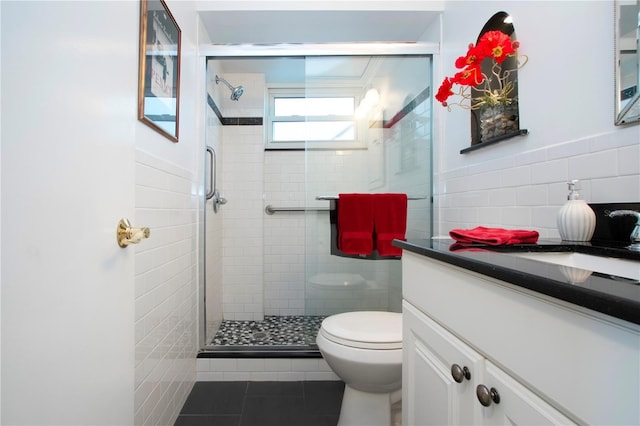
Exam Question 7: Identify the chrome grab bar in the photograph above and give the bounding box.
[205,146,215,200]
[265,205,330,215]
[206,146,227,213]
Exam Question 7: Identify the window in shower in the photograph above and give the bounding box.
[266,87,362,150]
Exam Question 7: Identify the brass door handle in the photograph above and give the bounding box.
[117,218,150,248]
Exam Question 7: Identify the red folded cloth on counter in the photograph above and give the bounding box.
[374,193,408,256]
[338,193,375,255]
[449,226,539,246]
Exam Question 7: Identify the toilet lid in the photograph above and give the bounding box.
[320,311,402,350]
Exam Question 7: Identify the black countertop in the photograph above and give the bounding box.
[393,238,640,326]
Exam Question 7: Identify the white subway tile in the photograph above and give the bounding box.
[134,149,197,426]
[291,359,320,372]
[304,372,341,381]
[237,359,265,372]
[277,372,306,381]
[196,371,225,382]
[264,359,292,372]
[223,372,251,381]
[501,165,532,187]
[618,144,640,176]
[530,159,568,185]
[250,372,280,381]
[210,358,238,372]
[196,359,211,372]
[569,150,618,180]
[516,185,548,206]
[592,176,640,202]
[488,188,516,206]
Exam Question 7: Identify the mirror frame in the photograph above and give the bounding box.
[615,0,640,125]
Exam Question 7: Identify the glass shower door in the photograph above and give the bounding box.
[303,54,433,318]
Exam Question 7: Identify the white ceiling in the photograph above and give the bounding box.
[199,11,440,45]
[200,10,440,83]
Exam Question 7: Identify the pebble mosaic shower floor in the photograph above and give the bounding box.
[211,315,326,346]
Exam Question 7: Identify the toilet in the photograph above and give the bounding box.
[316,311,402,426]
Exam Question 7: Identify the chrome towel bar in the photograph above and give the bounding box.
[265,205,330,215]
[315,195,428,200]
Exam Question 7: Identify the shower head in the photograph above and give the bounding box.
[215,75,244,101]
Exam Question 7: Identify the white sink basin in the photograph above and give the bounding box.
[509,252,640,281]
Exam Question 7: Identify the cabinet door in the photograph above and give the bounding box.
[403,302,484,425]
[479,361,576,425]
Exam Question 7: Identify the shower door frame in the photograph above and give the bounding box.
[199,42,439,350]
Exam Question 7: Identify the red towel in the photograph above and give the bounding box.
[374,193,408,256]
[449,226,539,246]
[338,194,375,255]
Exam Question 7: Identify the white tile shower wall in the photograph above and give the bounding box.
[381,108,432,240]
[222,125,265,320]
[437,132,640,237]
[264,149,399,316]
[306,150,393,315]
[134,150,198,426]
[196,358,340,382]
[264,151,306,316]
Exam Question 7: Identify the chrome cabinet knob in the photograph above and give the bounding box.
[476,384,500,406]
[451,364,471,383]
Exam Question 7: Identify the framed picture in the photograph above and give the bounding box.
[138,0,181,142]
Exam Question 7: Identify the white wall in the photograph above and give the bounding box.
[436,1,640,236]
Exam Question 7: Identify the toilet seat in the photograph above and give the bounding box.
[320,311,402,350]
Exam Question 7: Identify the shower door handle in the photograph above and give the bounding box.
[206,145,227,213]
[205,146,216,200]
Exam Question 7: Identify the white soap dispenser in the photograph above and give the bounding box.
[557,180,596,242]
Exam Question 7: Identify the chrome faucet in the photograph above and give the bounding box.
[608,210,640,250]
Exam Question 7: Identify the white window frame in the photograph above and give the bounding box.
[266,86,365,150]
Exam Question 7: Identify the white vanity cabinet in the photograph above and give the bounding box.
[401,251,640,426]
[403,302,574,425]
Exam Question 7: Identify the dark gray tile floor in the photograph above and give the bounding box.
[175,381,345,426]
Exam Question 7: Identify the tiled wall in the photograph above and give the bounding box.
[134,150,199,425]
[436,131,640,236]
[264,150,404,316]
[221,124,265,320]
[263,150,306,316]
[197,357,340,382]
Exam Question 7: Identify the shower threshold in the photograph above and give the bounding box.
[199,315,325,358]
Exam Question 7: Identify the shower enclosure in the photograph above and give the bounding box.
[202,45,434,353]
